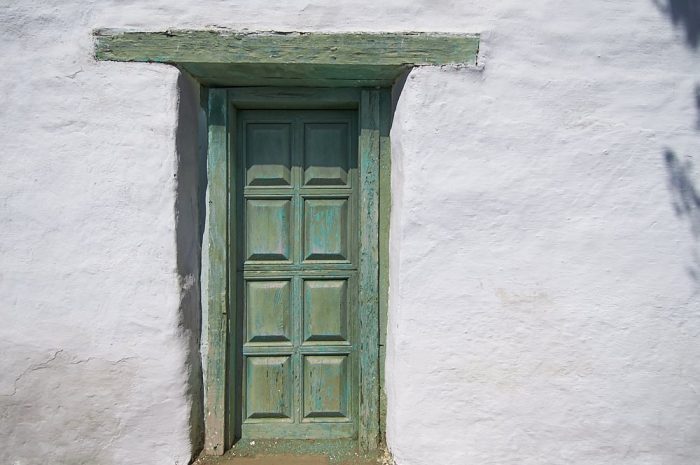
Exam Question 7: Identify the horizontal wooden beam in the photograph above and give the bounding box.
[94,30,479,67]
[179,62,406,87]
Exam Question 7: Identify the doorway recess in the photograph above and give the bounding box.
[93,29,479,457]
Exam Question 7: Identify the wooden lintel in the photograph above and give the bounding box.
[94,30,479,67]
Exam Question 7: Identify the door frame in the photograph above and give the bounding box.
[204,87,391,454]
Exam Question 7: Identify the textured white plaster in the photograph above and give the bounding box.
[1,1,700,464]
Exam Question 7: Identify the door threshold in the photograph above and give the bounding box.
[194,453,330,465]
[193,439,385,465]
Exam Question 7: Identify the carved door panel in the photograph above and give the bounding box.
[237,109,359,440]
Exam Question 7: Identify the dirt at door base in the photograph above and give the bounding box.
[192,439,393,465]
[195,454,329,465]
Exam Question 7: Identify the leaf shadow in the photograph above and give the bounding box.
[654,0,700,49]
[664,149,700,283]
[695,84,700,129]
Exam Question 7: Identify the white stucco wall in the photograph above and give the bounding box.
[1,1,699,464]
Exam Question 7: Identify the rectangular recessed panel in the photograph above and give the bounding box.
[303,198,348,261]
[303,279,348,342]
[246,198,292,261]
[246,280,291,343]
[303,355,349,420]
[246,356,292,420]
[304,123,349,186]
[246,123,292,186]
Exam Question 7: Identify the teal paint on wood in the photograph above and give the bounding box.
[304,355,349,419]
[304,198,349,261]
[304,280,349,342]
[246,280,292,343]
[358,90,381,451]
[93,31,479,87]
[225,100,241,448]
[204,88,389,455]
[227,88,362,110]
[183,63,404,88]
[94,30,479,66]
[246,355,293,419]
[377,89,392,440]
[245,123,292,186]
[245,198,293,261]
[236,110,359,441]
[304,123,351,186]
[205,88,229,456]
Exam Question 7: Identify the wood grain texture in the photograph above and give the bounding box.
[226,100,241,448]
[236,109,359,442]
[94,30,479,66]
[182,63,405,87]
[358,89,380,451]
[205,88,228,455]
[227,88,361,110]
[204,88,388,454]
[377,89,392,441]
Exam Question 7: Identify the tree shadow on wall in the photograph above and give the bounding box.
[654,0,700,49]
[664,150,700,282]
[695,84,700,129]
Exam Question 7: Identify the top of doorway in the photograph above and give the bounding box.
[93,30,480,87]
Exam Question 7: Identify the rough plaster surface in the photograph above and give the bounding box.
[1,1,700,464]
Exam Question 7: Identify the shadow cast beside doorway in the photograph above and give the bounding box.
[175,71,207,458]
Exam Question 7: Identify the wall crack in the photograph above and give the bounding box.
[1,349,64,397]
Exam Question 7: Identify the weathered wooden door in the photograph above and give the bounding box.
[235,109,359,440]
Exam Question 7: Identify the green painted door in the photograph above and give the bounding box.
[236,109,359,440]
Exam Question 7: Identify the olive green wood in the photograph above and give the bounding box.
[94,30,479,65]
[205,87,389,455]
[226,103,241,449]
[304,280,349,342]
[226,88,361,110]
[378,89,392,440]
[182,63,404,88]
[236,109,359,441]
[205,88,229,455]
[94,31,478,87]
[358,90,381,451]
